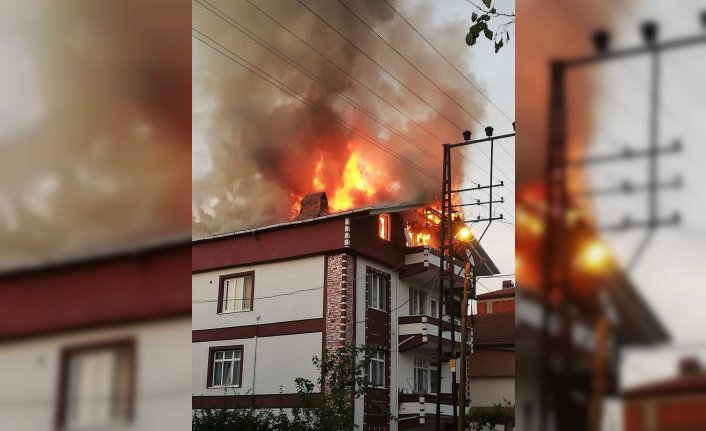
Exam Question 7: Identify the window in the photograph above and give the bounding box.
[414,358,429,393]
[209,347,243,388]
[413,358,438,394]
[219,273,254,313]
[367,272,387,311]
[409,287,427,315]
[378,214,390,241]
[58,339,134,429]
[431,299,438,318]
[430,362,439,393]
[368,350,385,387]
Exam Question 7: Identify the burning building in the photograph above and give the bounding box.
[192,192,504,430]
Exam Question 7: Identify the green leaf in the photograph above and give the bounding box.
[484,28,493,40]
[466,30,477,46]
[471,11,477,22]
[482,0,492,8]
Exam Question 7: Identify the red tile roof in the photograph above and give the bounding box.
[623,372,706,399]
[476,287,515,300]
[473,311,515,347]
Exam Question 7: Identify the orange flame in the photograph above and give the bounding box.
[312,155,325,191]
[328,150,385,212]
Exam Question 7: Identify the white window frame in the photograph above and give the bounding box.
[413,358,439,394]
[409,287,427,316]
[378,214,390,241]
[369,350,386,388]
[368,273,387,311]
[62,342,133,429]
[221,274,253,313]
[211,349,242,388]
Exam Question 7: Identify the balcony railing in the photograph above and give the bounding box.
[398,315,469,352]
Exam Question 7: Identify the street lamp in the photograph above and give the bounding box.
[462,130,472,142]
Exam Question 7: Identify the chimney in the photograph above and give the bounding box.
[502,280,514,289]
[679,357,702,375]
[296,192,329,220]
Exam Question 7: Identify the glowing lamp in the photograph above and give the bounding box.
[578,240,610,272]
[456,227,472,241]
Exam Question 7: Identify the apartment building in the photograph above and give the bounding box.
[192,192,501,430]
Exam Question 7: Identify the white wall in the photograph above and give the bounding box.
[468,376,515,407]
[192,332,321,396]
[192,255,325,329]
[0,317,192,431]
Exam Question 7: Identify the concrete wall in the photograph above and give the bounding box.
[469,376,515,407]
[192,256,325,398]
[0,317,192,431]
[192,255,325,329]
[192,332,321,396]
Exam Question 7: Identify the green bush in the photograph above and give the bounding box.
[466,398,514,431]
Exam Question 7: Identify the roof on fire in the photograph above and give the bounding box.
[192,200,427,242]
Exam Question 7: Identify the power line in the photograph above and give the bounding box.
[381,0,516,162]
[198,2,516,222]
[192,29,440,183]
[238,0,519,216]
[296,0,519,193]
[334,0,518,196]
[195,0,489,201]
[333,0,485,128]
[248,0,517,200]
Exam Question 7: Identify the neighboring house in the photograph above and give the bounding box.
[469,283,515,409]
[191,192,501,430]
[0,239,192,431]
[623,357,706,431]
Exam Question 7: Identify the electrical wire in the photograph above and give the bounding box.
[192,29,440,182]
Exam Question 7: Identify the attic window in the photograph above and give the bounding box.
[378,214,390,241]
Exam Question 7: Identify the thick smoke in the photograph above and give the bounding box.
[193,0,488,236]
[0,0,191,270]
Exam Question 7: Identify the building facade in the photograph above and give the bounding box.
[192,195,501,430]
[469,283,515,409]
[0,240,192,431]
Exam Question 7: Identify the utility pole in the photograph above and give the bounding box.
[458,260,473,431]
[436,128,514,430]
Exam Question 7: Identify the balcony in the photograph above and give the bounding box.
[401,246,464,284]
[398,393,469,429]
[398,315,469,353]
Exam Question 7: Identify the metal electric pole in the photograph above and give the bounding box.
[458,259,473,431]
[436,128,514,430]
